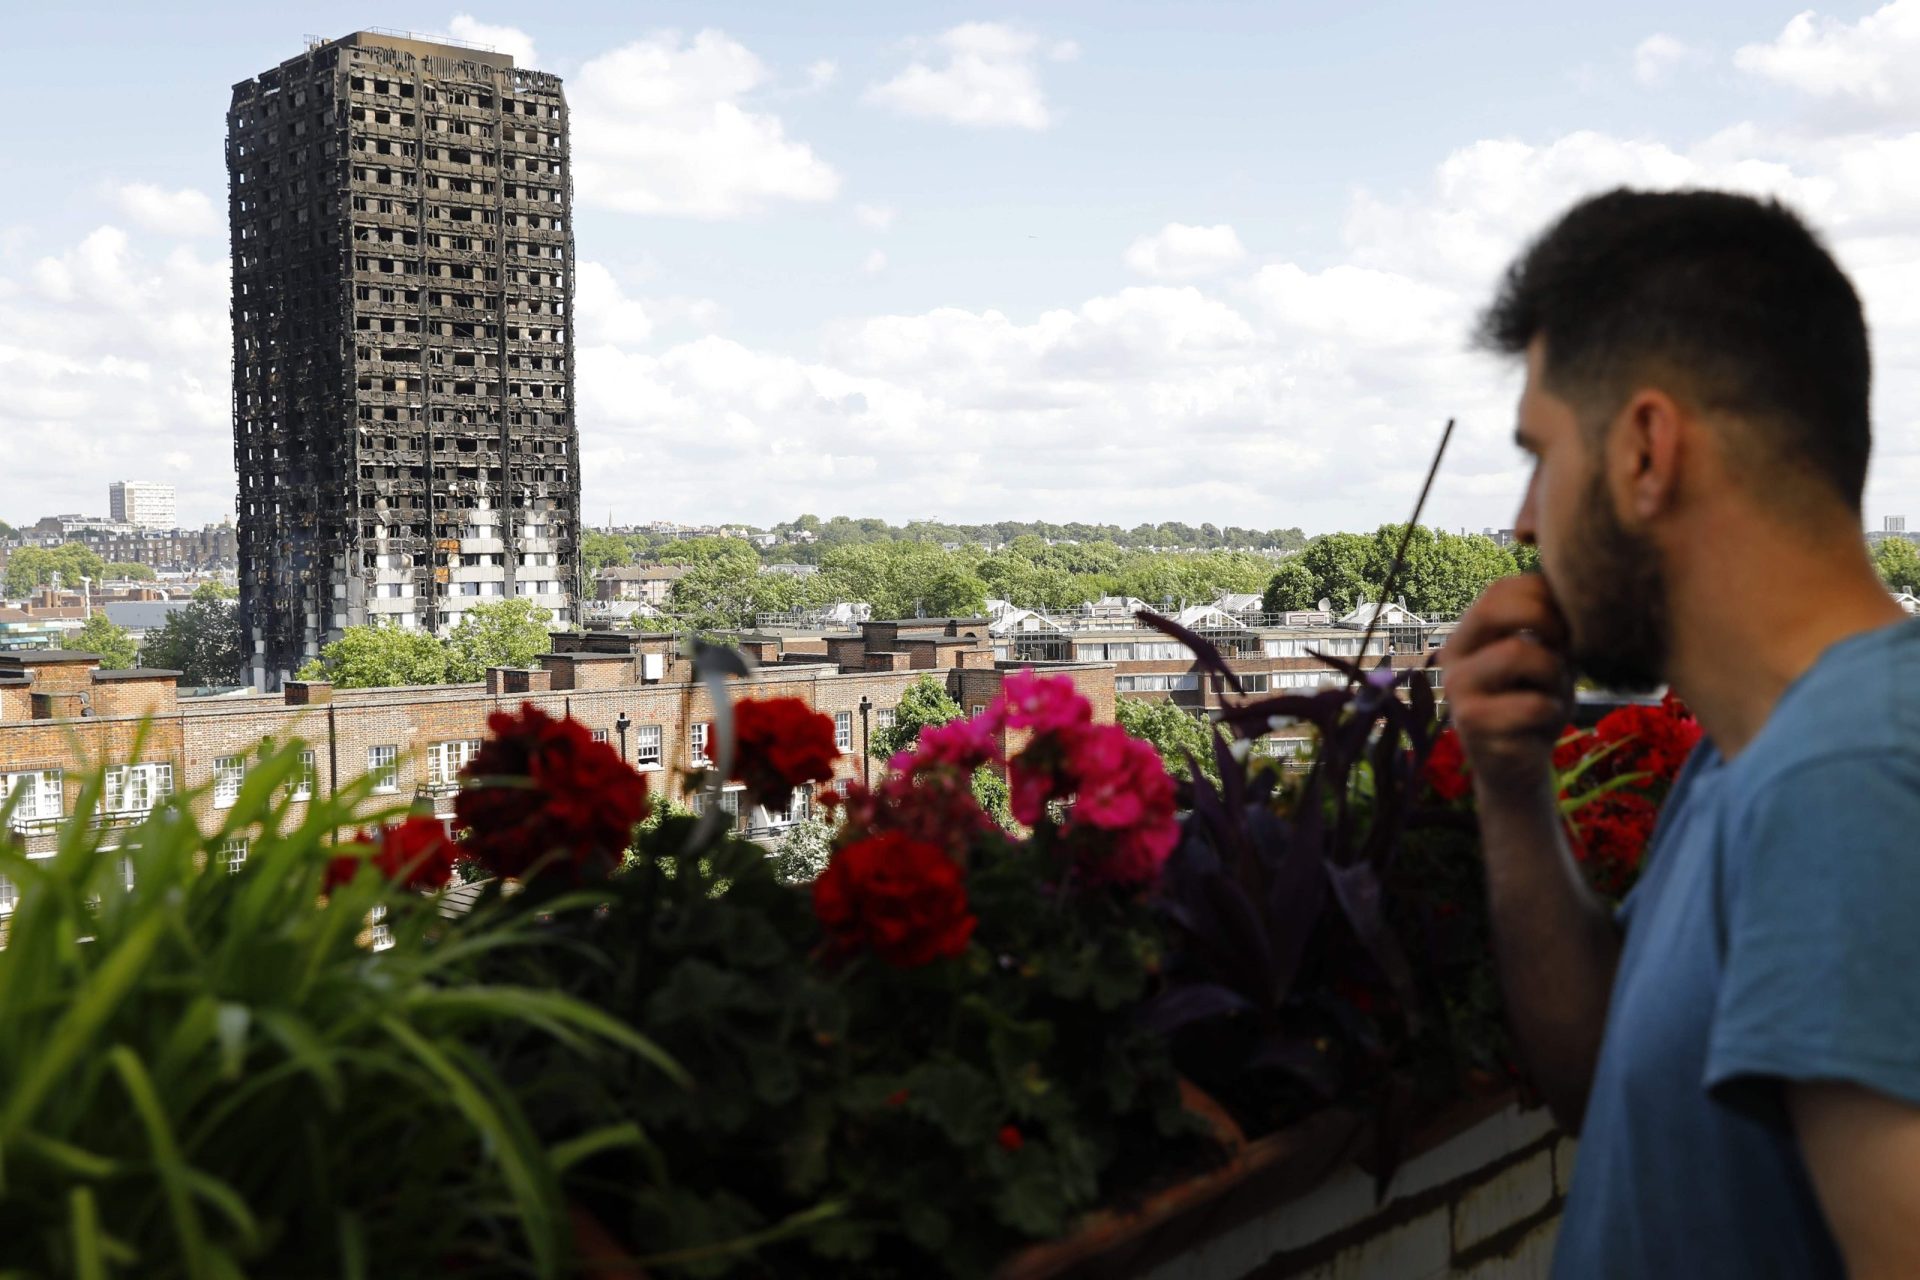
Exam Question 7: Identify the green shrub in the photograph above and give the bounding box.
[0,733,672,1279]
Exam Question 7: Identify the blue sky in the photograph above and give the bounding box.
[5,1,1920,534]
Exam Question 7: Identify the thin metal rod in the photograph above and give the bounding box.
[1357,418,1456,673]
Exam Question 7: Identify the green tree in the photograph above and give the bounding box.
[6,543,109,595]
[73,614,139,669]
[1262,560,1319,613]
[4,549,47,597]
[580,531,632,578]
[103,561,157,582]
[1873,537,1920,594]
[1507,541,1542,574]
[869,675,965,759]
[0,519,15,539]
[445,599,554,680]
[1298,533,1373,612]
[668,554,802,629]
[1115,697,1221,783]
[297,621,450,688]
[867,674,1015,827]
[141,582,244,686]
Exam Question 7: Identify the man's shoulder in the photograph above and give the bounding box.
[1739,619,1920,788]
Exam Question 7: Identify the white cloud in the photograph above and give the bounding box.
[805,59,838,91]
[1632,34,1695,86]
[1049,40,1081,62]
[862,249,889,275]
[855,203,897,232]
[572,106,1920,533]
[447,14,538,68]
[1736,1,1920,122]
[112,184,221,238]
[571,29,840,218]
[574,261,655,346]
[0,223,231,522]
[1123,223,1247,280]
[865,23,1062,130]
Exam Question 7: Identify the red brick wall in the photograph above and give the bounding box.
[92,676,179,720]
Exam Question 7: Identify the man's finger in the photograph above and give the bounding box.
[1448,635,1571,698]
[1444,574,1570,660]
[1451,692,1570,740]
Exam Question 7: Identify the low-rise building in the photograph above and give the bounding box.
[594,565,689,604]
[0,622,1115,891]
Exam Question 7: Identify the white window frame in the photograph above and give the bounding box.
[634,723,663,768]
[972,704,986,718]
[221,836,249,874]
[291,750,316,801]
[213,755,246,809]
[426,739,482,789]
[368,745,400,794]
[834,711,852,752]
[369,903,394,951]
[874,707,896,735]
[1,770,64,831]
[689,722,710,767]
[0,874,15,916]
[103,763,173,817]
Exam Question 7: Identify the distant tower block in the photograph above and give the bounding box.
[227,31,579,690]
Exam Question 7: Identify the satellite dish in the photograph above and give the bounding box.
[1317,598,1331,613]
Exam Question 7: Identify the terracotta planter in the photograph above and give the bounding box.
[571,1205,647,1279]
[993,1090,1366,1280]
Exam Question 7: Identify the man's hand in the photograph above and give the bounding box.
[1441,573,1614,1133]
[1440,574,1576,802]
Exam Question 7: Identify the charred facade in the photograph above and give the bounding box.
[227,31,577,690]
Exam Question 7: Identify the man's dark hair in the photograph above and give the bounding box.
[1478,188,1871,512]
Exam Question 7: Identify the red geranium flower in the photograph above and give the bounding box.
[1424,727,1471,801]
[730,697,841,809]
[1593,700,1701,781]
[812,831,976,968]
[1571,788,1660,898]
[455,702,649,884]
[996,1124,1024,1152]
[325,814,459,893]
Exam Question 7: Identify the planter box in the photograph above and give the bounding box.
[1000,1092,1570,1280]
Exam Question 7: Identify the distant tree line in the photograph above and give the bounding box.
[589,524,1541,630]
[580,516,1310,580]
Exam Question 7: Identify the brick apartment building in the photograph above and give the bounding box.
[0,620,1109,890]
[0,613,1436,902]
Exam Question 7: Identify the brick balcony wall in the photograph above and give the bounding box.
[1147,1103,1570,1280]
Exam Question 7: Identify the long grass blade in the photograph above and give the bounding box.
[69,1186,107,1280]
[378,1015,564,1280]
[4,911,168,1135]
[109,1045,211,1280]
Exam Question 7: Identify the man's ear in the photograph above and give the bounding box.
[1612,388,1685,524]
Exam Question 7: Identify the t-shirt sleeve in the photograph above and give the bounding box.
[1705,751,1920,1111]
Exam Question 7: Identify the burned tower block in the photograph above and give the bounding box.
[228,31,578,691]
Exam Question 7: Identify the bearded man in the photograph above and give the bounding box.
[1443,188,1920,1278]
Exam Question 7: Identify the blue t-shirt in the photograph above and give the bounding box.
[1555,619,1920,1278]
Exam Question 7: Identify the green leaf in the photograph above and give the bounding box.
[214,1004,251,1082]
[69,1186,107,1280]
[377,1016,565,1279]
[3,909,168,1136]
[408,986,690,1088]
[109,1045,211,1280]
